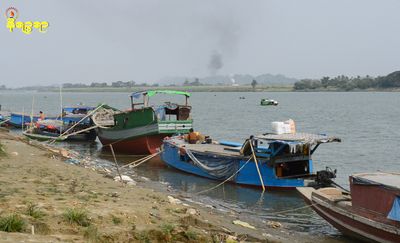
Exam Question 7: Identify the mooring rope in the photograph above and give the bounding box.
[0,119,10,126]
[120,150,162,169]
[264,202,317,215]
[194,156,253,195]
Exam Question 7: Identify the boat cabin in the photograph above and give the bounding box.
[350,172,400,223]
[252,133,341,179]
[130,90,191,122]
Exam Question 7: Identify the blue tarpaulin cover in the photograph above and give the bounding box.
[387,196,400,222]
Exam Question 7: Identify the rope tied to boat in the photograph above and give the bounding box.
[0,119,10,126]
[264,202,318,215]
[194,156,253,195]
[120,150,162,169]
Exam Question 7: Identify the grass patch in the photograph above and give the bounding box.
[136,231,150,243]
[185,230,198,241]
[83,225,99,242]
[32,221,51,235]
[63,208,90,227]
[26,203,46,219]
[111,215,122,225]
[0,214,25,232]
[161,223,175,235]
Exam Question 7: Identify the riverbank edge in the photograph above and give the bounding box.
[0,129,330,243]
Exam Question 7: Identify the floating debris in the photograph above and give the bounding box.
[167,195,182,205]
[232,220,256,229]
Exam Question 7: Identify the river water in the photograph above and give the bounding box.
[1,91,399,241]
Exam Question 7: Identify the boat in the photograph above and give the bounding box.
[92,90,193,154]
[7,112,49,128]
[297,172,400,242]
[7,105,95,128]
[62,105,96,124]
[0,111,11,126]
[160,132,340,189]
[22,119,97,142]
[261,98,278,106]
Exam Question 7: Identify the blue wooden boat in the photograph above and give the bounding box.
[7,112,55,128]
[161,133,340,189]
[7,105,95,128]
[62,105,95,124]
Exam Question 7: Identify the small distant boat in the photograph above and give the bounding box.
[297,172,400,243]
[260,98,278,106]
[161,133,340,189]
[93,90,193,154]
[239,96,245,99]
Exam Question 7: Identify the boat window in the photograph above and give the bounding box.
[275,161,309,178]
[158,103,191,121]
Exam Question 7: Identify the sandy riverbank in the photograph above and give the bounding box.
[0,130,342,242]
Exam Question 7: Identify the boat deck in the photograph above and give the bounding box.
[168,138,244,157]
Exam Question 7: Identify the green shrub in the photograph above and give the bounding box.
[63,208,90,227]
[26,203,46,219]
[111,215,122,225]
[0,214,25,232]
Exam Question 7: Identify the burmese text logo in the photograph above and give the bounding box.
[5,7,49,34]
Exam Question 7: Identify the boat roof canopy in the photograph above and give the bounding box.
[352,172,400,191]
[63,105,95,110]
[130,90,191,99]
[255,133,341,146]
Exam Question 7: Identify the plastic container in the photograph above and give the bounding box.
[284,119,296,134]
[272,120,296,134]
[271,121,286,134]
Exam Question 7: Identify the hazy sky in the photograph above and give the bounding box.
[1,0,400,87]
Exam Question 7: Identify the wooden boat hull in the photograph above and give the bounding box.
[161,140,312,189]
[23,128,96,142]
[23,131,67,142]
[96,112,192,154]
[297,187,400,243]
[99,134,167,155]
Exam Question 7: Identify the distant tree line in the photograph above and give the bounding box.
[62,81,159,88]
[0,85,7,90]
[183,78,203,86]
[294,71,400,91]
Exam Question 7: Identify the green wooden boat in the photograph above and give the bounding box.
[93,90,193,154]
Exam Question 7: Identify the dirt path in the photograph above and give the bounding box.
[0,130,342,242]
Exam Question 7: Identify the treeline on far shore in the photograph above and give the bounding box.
[294,71,400,91]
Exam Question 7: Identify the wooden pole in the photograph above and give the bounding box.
[60,85,63,136]
[30,96,34,129]
[22,107,25,132]
[249,140,266,192]
[109,144,123,183]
